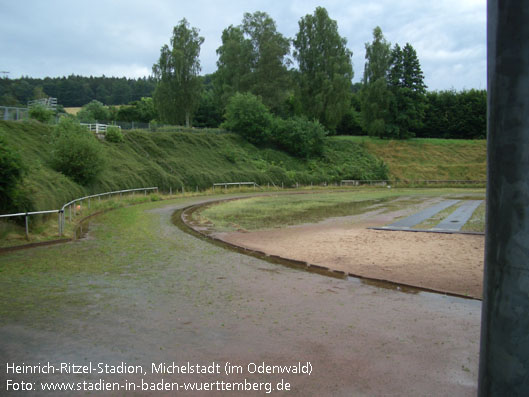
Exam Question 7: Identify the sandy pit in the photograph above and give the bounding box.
[215,205,485,299]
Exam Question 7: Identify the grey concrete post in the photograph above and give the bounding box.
[478,1,529,395]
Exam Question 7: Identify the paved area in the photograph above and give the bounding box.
[434,200,483,231]
[387,200,460,229]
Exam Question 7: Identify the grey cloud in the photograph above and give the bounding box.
[0,0,485,90]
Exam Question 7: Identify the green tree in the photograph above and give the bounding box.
[215,25,254,107]
[386,43,427,139]
[32,86,48,100]
[77,100,110,122]
[221,92,273,145]
[242,11,291,112]
[293,7,354,131]
[51,118,105,185]
[104,126,124,143]
[215,12,291,114]
[271,116,327,158]
[361,26,392,137]
[153,19,204,127]
[419,89,486,139]
[363,26,391,84]
[29,104,55,123]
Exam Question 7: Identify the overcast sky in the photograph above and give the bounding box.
[0,0,486,91]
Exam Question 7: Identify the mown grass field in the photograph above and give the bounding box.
[334,136,487,181]
[195,188,486,232]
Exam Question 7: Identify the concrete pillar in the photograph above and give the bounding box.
[478,1,529,395]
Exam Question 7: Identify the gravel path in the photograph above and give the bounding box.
[0,198,481,396]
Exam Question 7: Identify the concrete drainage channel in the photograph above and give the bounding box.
[175,197,480,300]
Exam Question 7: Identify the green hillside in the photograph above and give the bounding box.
[1,121,387,212]
[1,121,487,213]
[334,136,487,182]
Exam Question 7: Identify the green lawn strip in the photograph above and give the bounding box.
[195,188,485,232]
[461,201,486,233]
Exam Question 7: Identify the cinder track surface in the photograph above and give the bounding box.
[0,197,480,396]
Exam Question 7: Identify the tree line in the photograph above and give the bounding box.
[0,7,486,142]
[0,75,156,107]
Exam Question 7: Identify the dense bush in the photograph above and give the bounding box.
[51,118,105,185]
[105,126,124,143]
[116,97,156,123]
[28,104,55,123]
[0,136,26,212]
[418,89,486,139]
[221,93,273,146]
[271,117,327,158]
[77,100,110,122]
[222,93,328,158]
[336,108,364,136]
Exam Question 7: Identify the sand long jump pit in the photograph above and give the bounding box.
[190,189,485,299]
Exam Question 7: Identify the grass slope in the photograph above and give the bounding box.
[334,136,487,181]
[0,121,385,212]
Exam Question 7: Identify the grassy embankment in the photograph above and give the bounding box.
[195,188,486,232]
[335,136,486,182]
[0,120,388,213]
[0,121,486,244]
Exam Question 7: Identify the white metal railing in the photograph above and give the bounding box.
[0,187,158,240]
[27,97,57,109]
[212,182,259,191]
[340,179,486,186]
[1,106,29,121]
[80,123,121,133]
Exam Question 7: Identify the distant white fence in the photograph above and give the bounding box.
[28,97,57,109]
[81,123,121,133]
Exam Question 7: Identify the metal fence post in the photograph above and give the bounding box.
[25,213,29,240]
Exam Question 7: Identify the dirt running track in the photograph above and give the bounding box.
[0,197,481,396]
[218,219,485,299]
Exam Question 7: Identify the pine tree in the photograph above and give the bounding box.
[387,43,427,139]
